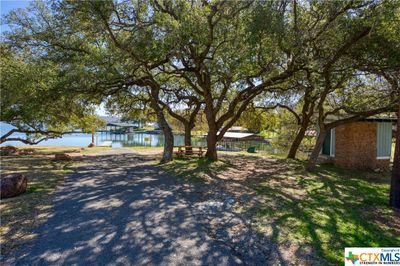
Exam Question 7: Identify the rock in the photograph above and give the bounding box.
[54,153,73,161]
[1,173,27,198]
[0,146,18,156]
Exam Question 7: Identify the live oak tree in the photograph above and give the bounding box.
[4,0,399,169]
[8,0,298,161]
[258,0,400,163]
[0,44,102,145]
[303,0,400,171]
[237,104,270,133]
[149,0,302,160]
[255,73,318,159]
[4,0,178,162]
[304,70,398,171]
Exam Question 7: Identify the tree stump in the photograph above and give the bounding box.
[1,173,27,198]
[54,153,72,161]
[0,146,18,156]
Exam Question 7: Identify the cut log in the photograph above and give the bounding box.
[1,173,27,198]
[54,153,72,161]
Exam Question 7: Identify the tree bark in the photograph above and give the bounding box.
[149,87,174,164]
[91,128,95,145]
[204,106,218,160]
[204,93,219,161]
[161,124,174,163]
[205,128,218,161]
[184,123,192,147]
[0,129,17,144]
[156,109,174,164]
[287,122,308,159]
[390,105,400,209]
[306,128,327,172]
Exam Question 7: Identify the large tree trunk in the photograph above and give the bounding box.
[161,125,174,163]
[287,121,309,159]
[306,128,327,172]
[390,105,400,209]
[204,98,218,161]
[184,123,192,147]
[91,128,95,145]
[150,97,173,163]
[205,128,218,161]
[157,112,174,164]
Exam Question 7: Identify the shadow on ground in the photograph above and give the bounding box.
[3,152,244,266]
[165,154,399,265]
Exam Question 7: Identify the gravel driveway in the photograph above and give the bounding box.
[3,149,255,266]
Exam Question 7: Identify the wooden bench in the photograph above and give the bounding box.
[174,146,205,158]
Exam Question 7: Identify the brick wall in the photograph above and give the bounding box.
[334,122,390,170]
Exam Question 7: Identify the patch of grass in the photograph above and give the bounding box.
[162,157,229,184]
[23,146,81,155]
[126,146,164,151]
[253,162,399,264]
[9,145,111,156]
[165,154,399,264]
[219,150,289,159]
[81,146,111,155]
[0,149,75,254]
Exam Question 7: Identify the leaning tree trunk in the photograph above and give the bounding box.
[157,113,174,164]
[390,105,400,209]
[161,125,174,163]
[306,128,327,172]
[287,120,309,159]
[151,101,174,164]
[91,128,95,145]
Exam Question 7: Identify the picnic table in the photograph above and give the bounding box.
[174,146,205,158]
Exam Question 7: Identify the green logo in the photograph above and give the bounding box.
[346,251,359,264]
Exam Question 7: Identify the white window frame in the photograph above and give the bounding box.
[376,122,392,159]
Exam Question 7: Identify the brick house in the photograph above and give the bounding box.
[321,117,396,171]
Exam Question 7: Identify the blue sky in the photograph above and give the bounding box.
[1,0,30,15]
[1,1,31,33]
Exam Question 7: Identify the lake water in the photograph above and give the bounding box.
[0,123,275,153]
[0,131,203,148]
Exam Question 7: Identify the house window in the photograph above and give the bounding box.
[322,128,335,157]
[377,122,392,159]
